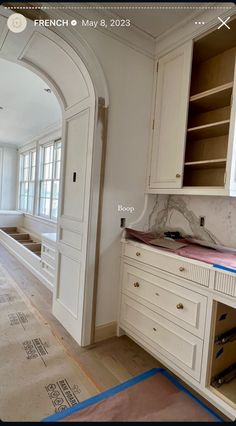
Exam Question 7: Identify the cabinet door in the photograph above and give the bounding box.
[149,41,193,189]
[226,53,236,195]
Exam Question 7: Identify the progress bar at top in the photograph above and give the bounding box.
[3,6,233,10]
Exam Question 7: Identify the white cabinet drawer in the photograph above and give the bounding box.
[122,263,207,338]
[41,243,56,267]
[214,271,236,298]
[124,243,209,287]
[41,261,55,283]
[120,295,203,381]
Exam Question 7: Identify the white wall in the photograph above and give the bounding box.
[0,211,23,227]
[0,144,17,210]
[77,29,154,326]
[23,215,57,237]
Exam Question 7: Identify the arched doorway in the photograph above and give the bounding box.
[0,9,109,346]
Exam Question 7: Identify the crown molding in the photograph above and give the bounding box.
[43,5,156,59]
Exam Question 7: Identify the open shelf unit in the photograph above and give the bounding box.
[209,302,236,410]
[183,22,236,188]
[189,83,233,112]
[184,159,226,168]
[187,120,230,140]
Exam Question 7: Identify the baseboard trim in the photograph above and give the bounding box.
[94,321,117,342]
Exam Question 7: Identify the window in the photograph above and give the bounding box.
[38,139,61,220]
[19,150,36,214]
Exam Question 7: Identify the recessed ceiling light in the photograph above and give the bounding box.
[44,88,51,93]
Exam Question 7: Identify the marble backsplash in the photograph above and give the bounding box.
[145,195,236,248]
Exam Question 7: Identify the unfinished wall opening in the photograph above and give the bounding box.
[0,56,62,288]
[209,301,236,410]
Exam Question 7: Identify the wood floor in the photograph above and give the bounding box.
[0,243,228,420]
[0,243,160,392]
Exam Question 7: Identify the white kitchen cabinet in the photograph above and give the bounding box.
[148,18,236,196]
[120,294,203,381]
[118,238,236,419]
[41,233,57,289]
[149,41,192,189]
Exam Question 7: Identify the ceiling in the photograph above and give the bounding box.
[113,2,203,38]
[93,2,234,38]
[0,58,62,146]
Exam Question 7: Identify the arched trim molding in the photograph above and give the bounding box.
[0,8,109,346]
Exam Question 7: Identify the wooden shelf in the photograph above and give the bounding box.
[189,82,233,112]
[185,159,226,169]
[187,120,230,141]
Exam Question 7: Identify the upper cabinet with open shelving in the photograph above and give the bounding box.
[148,17,236,196]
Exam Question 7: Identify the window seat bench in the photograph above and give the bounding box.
[0,226,56,291]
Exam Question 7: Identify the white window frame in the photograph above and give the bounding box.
[18,147,37,214]
[17,130,62,223]
[38,138,61,221]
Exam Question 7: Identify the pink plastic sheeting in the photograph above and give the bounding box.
[176,244,236,268]
[125,228,236,269]
[60,372,218,422]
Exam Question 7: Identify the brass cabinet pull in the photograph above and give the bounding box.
[176,173,181,178]
[136,252,141,256]
[153,327,157,331]
[176,303,184,310]
[133,282,140,288]
[179,266,185,272]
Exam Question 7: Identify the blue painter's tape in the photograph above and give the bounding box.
[213,264,236,274]
[42,367,163,422]
[42,367,223,422]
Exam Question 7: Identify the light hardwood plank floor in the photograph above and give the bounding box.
[0,243,160,391]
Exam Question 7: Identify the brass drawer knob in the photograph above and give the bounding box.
[153,327,157,331]
[179,266,185,272]
[136,252,141,257]
[133,282,140,288]
[176,173,181,178]
[176,303,184,310]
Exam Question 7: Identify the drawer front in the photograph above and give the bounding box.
[41,244,56,267]
[122,263,207,338]
[120,295,203,381]
[41,261,55,283]
[214,271,236,298]
[124,244,209,287]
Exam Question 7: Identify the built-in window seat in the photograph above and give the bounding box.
[1,227,41,256]
[0,226,56,291]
